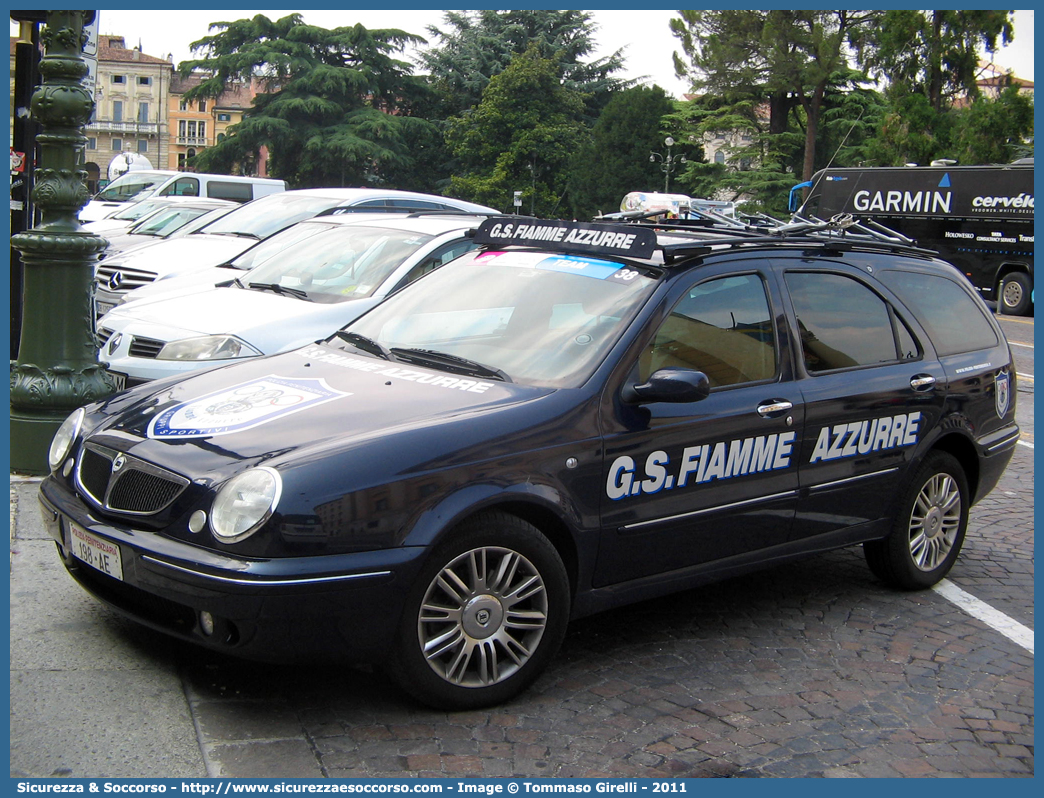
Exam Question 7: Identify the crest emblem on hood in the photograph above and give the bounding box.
[147,375,351,439]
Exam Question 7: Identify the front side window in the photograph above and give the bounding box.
[640,273,777,387]
[785,271,915,372]
[159,177,200,197]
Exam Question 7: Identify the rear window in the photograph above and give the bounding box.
[879,270,999,356]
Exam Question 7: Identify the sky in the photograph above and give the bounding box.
[18,8,1034,100]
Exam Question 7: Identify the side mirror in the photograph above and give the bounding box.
[621,368,711,405]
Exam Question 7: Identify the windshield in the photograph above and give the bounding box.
[170,206,234,238]
[200,194,343,240]
[241,225,434,303]
[340,250,660,388]
[127,205,217,237]
[94,172,170,202]
[111,198,175,222]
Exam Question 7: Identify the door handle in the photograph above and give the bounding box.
[757,400,794,417]
[910,374,936,391]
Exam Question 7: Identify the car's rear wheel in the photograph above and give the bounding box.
[999,272,1033,316]
[391,512,569,709]
[864,451,969,590]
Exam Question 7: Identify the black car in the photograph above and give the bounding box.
[39,215,1020,709]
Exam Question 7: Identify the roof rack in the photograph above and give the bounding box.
[603,211,940,263]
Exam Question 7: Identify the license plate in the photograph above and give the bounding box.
[69,522,124,581]
[96,301,116,317]
[107,371,127,391]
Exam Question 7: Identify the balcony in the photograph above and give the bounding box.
[87,120,159,136]
[175,136,209,147]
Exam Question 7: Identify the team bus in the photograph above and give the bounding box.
[791,162,1034,315]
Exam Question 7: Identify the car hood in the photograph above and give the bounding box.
[120,265,242,304]
[105,234,253,277]
[88,344,556,478]
[100,287,375,351]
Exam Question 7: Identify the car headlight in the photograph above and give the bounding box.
[48,407,85,473]
[157,335,262,361]
[210,467,282,543]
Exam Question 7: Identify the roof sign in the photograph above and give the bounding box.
[474,218,657,259]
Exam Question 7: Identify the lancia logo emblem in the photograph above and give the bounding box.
[995,371,1011,418]
[107,271,123,291]
[112,453,126,471]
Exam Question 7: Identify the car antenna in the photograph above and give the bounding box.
[794,106,865,216]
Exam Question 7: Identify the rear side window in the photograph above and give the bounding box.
[207,181,253,202]
[785,272,916,372]
[878,270,999,356]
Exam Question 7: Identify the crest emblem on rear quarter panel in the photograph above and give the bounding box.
[995,370,1011,418]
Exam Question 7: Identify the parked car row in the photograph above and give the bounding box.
[43,206,1019,710]
[92,188,499,316]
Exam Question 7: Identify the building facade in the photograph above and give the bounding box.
[84,35,173,188]
[168,76,269,176]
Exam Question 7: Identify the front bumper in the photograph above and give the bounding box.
[39,476,428,663]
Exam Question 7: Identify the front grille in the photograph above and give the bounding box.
[76,442,190,516]
[97,327,114,348]
[129,336,165,359]
[96,265,158,292]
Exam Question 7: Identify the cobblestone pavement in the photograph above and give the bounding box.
[10,439,1033,779]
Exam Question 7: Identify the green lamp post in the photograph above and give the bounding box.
[10,10,117,474]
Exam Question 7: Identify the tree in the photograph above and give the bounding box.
[419,10,630,119]
[952,85,1034,165]
[858,10,1014,113]
[671,10,879,183]
[179,13,437,188]
[564,85,677,219]
[445,46,589,217]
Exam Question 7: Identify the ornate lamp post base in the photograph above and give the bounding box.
[9,11,116,474]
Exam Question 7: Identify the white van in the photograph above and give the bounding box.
[80,171,286,223]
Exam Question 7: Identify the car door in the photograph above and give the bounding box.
[780,260,947,543]
[596,261,803,587]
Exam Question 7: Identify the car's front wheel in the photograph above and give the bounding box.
[391,512,570,709]
[864,451,969,590]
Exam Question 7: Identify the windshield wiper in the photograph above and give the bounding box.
[210,231,261,240]
[333,331,395,361]
[391,348,512,383]
[247,282,309,300]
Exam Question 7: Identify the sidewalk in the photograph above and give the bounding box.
[10,475,210,778]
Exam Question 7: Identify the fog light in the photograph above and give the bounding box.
[188,510,207,534]
[200,611,215,636]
